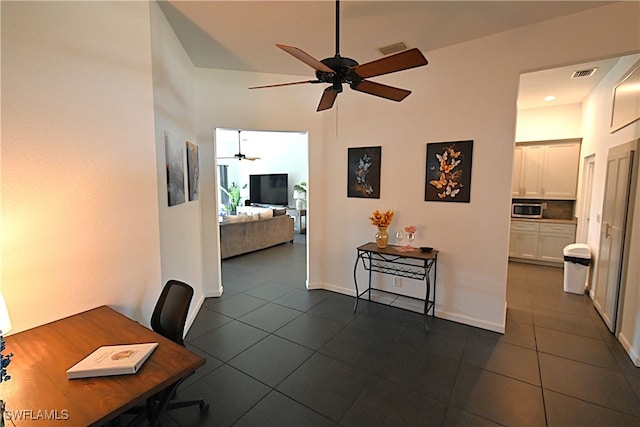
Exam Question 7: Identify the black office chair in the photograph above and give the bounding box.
[125,280,209,426]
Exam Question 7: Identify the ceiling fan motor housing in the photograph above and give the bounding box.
[317,56,360,88]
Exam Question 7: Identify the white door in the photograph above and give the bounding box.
[577,155,595,243]
[593,143,636,332]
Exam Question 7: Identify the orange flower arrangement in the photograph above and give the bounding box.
[369,210,394,228]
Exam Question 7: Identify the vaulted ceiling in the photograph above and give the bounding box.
[159,1,623,109]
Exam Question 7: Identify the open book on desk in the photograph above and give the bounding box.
[66,342,158,379]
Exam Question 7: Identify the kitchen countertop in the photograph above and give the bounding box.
[511,217,577,225]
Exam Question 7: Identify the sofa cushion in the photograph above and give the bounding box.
[259,209,274,219]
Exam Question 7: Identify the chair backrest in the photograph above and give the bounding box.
[150,280,194,346]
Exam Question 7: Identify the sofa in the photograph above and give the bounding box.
[219,208,294,259]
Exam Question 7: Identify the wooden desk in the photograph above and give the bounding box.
[1,305,205,426]
[354,243,438,331]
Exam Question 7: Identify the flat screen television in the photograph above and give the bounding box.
[249,173,288,206]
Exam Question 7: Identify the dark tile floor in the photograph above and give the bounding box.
[163,235,640,426]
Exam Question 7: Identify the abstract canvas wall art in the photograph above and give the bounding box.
[186,141,199,201]
[165,131,185,206]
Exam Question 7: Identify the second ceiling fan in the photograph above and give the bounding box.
[218,130,260,161]
[250,0,428,112]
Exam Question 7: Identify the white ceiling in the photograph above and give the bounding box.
[159,1,624,110]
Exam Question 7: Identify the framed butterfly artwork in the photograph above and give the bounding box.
[425,140,473,203]
[347,146,382,198]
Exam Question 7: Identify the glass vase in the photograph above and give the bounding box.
[375,226,389,248]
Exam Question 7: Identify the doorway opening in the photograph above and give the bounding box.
[214,128,309,292]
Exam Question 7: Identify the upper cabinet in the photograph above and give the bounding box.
[512,139,581,199]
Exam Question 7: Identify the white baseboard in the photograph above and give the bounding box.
[308,282,506,333]
[205,286,223,298]
[436,308,506,333]
[307,281,355,296]
[618,332,640,367]
[184,294,205,339]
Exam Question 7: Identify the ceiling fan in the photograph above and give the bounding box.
[218,130,260,161]
[250,0,428,112]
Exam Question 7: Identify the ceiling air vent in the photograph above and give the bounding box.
[378,42,407,56]
[571,68,598,78]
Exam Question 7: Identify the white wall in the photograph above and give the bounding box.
[516,104,583,142]
[1,2,161,332]
[149,3,207,325]
[307,2,640,332]
[581,55,640,260]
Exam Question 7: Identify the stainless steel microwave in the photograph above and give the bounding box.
[512,203,543,219]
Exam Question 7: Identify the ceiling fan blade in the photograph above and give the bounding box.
[245,157,260,161]
[317,87,340,111]
[351,48,428,79]
[276,44,335,74]
[351,80,411,102]
[249,80,320,89]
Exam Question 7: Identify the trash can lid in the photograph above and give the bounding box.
[563,243,591,258]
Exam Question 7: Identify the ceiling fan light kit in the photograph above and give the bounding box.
[249,0,428,112]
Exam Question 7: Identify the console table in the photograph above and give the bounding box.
[353,243,438,331]
[286,208,306,234]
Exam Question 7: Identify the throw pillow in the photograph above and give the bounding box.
[222,215,245,224]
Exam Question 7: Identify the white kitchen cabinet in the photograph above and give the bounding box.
[512,139,580,199]
[509,221,540,259]
[521,145,545,198]
[538,223,576,263]
[511,146,524,197]
[541,143,581,199]
[510,220,576,265]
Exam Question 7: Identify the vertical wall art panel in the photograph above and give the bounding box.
[610,59,640,132]
[165,131,185,206]
[347,146,381,199]
[186,141,199,201]
[425,140,473,203]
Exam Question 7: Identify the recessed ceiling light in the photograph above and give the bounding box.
[544,95,556,102]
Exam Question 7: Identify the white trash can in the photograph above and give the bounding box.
[563,243,591,294]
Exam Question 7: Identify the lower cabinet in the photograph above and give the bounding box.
[509,220,576,265]
[538,223,576,263]
[509,221,539,259]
